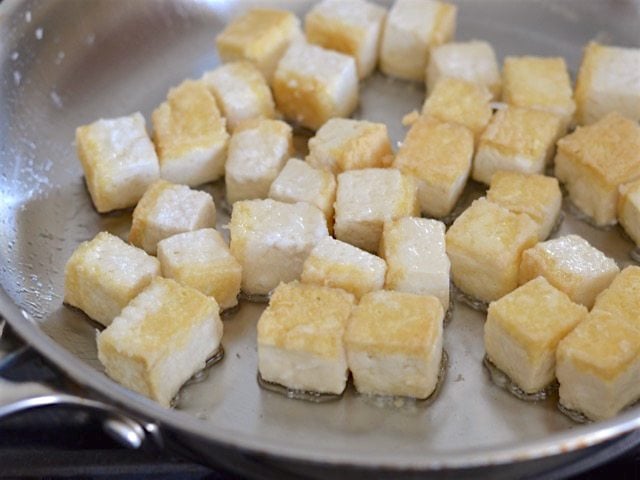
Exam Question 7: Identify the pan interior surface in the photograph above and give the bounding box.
[2,0,640,469]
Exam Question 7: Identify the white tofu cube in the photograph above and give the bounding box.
[97,277,223,407]
[306,118,393,174]
[257,281,355,395]
[426,40,501,99]
[574,42,640,125]
[129,180,216,255]
[334,168,419,252]
[556,309,640,421]
[380,0,456,82]
[619,179,640,246]
[345,290,444,399]
[272,42,359,130]
[502,56,575,129]
[393,115,473,218]
[229,199,328,295]
[225,119,293,204]
[305,0,386,79]
[555,112,640,227]
[152,80,229,187]
[201,61,275,132]
[301,236,386,299]
[473,106,564,185]
[380,217,450,311]
[519,234,620,309]
[64,232,160,327]
[485,277,587,394]
[446,198,539,303]
[592,266,640,331]
[215,8,302,82]
[75,112,159,213]
[156,229,242,311]
[487,171,562,241]
[268,158,337,225]
[421,77,493,141]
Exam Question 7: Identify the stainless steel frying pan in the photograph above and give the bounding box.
[2,1,640,477]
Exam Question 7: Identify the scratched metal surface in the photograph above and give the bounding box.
[1,0,640,472]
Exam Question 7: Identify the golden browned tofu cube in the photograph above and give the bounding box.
[394,115,473,218]
[446,198,538,303]
[519,235,620,309]
[426,40,501,99]
[555,112,640,226]
[618,179,640,246]
[75,112,159,213]
[421,77,493,141]
[380,0,456,82]
[556,309,640,420]
[152,80,228,187]
[129,180,216,255]
[574,42,640,125]
[486,171,562,240]
[201,61,275,132]
[306,118,393,174]
[592,266,640,330]
[97,277,223,407]
[272,42,359,130]
[157,229,242,311]
[502,56,575,129]
[345,290,444,399]
[257,281,355,394]
[485,277,587,393]
[64,232,160,327]
[334,168,419,252]
[301,236,386,299]
[215,8,302,82]
[305,0,386,79]
[473,106,564,185]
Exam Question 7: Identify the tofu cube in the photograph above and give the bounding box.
[152,80,229,187]
[421,77,493,141]
[75,112,159,213]
[334,168,419,252]
[380,0,457,82]
[301,236,386,299]
[97,277,223,407]
[393,115,473,218]
[379,217,450,311]
[345,290,444,399]
[445,198,539,303]
[473,106,564,185]
[225,119,293,204]
[129,180,216,255]
[519,234,620,309]
[156,229,242,311]
[555,112,640,227]
[556,309,640,420]
[305,0,386,79]
[257,281,355,395]
[592,266,640,330]
[502,56,576,129]
[272,42,358,130]
[215,8,302,82]
[201,61,275,132]
[268,158,337,225]
[229,199,328,295]
[486,171,562,240]
[485,277,587,394]
[306,118,393,174]
[574,42,640,125]
[426,40,501,99]
[64,232,160,327]
[619,179,640,246]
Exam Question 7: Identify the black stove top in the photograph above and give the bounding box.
[0,324,638,480]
